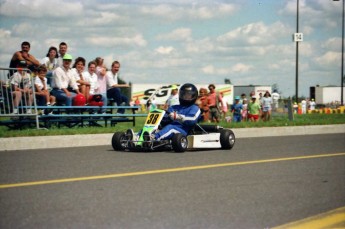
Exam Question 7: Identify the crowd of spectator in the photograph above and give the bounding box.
[6,41,129,114]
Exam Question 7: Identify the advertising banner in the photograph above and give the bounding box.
[131,84,234,105]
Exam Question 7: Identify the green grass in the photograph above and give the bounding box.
[0,113,344,138]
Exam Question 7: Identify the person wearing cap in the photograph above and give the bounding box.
[231,96,243,122]
[9,60,34,114]
[51,53,82,106]
[9,41,40,74]
[309,98,316,111]
[164,84,180,109]
[248,95,261,122]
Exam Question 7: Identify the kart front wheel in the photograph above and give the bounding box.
[112,132,126,151]
[220,129,235,149]
[171,133,188,153]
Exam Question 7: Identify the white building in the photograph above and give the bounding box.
[312,86,345,104]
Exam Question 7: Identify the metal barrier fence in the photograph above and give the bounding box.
[0,67,40,129]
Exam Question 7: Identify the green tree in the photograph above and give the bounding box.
[224,78,232,84]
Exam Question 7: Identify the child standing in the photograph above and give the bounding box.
[231,96,243,122]
[248,96,261,122]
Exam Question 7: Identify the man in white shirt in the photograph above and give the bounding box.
[51,54,81,106]
[271,89,280,110]
[57,42,68,67]
[309,98,316,111]
[106,61,129,114]
[84,61,107,112]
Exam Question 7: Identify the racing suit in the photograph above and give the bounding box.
[155,104,201,140]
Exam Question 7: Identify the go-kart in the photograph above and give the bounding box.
[111,108,235,153]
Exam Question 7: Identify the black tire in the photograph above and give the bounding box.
[171,133,188,153]
[220,129,235,149]
[112,132,126,151]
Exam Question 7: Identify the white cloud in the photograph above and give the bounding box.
[201,63,252,75]
[156,28,192,41]
[217,21,291,46]
[315,51,340,66]
[85,34,147,47]
[140,3,236,21]
[322,37,342,52]
[155,46,175,55]
[0,0,83,18]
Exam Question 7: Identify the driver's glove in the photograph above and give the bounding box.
[169,111,184,122]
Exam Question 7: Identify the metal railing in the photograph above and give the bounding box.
[0,67,40,129]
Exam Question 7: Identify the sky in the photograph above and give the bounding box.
[0,0,343,98]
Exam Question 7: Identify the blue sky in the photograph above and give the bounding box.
[0,0,343,97]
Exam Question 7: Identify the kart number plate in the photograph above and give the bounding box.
[145,113,163,125]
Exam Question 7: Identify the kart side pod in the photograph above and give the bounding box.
[187,133,221,149]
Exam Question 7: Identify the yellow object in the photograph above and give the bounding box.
[339,106,345,114]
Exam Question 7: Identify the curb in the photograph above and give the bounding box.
[0,124,344,151]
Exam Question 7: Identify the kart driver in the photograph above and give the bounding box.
[144,83,201,141]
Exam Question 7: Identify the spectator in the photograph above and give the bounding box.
[164,85,179,109]
[248,96,261,122]
[242,98,248,121]
[231,96,243,122]
[9,61,34,114]
[207,84,222,123]
[106,61,129,114]
[259,92,263,106]
[95,57,106,76]
[72,57,90,102]
[135,97,140,106]
[51,54,81,106]
[261,91,272,121]
[293,102,298,114]
[34,65,56,106]
[309,98,316,111]
[143,83,200,141]
[301,99,307,114]
[220,92,228,121]
[83,61,107,109]
[271,89,280,111]
[195,87,209,122]
[240,93,247,104]
[57,42,68,67]
[9,41,40,74]
[40,46,58,81]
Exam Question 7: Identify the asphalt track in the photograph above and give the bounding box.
[1,124,344,151]
[0,128,344,228]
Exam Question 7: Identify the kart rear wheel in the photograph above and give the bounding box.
[112,132,126,151]
[172,133,188,153]
[220,129,235,149]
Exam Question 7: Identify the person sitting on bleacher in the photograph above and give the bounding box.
[34,65,56,106]
[9,60,34,114]
[105,61,129,114]
[84,61,107,113]
[50,54,82,106]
